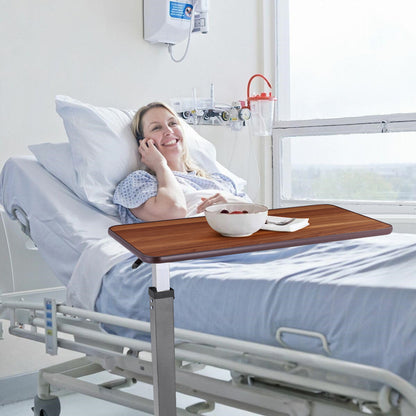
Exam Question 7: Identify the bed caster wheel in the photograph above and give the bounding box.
[32,395,61,416]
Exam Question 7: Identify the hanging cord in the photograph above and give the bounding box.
[168,1,198,63]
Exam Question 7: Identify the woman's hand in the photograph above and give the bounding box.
[196,193,231,213]
[138,138,167,173]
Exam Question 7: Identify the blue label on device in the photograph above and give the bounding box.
[169,1,193,20]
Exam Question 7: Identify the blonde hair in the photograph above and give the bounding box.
[131,102,208,177]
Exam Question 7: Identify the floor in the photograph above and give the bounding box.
[0,380,257,416]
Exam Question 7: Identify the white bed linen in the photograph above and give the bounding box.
[67,237,133,309]
[0,156,123,286]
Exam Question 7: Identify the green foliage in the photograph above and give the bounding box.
[290,164,416,201]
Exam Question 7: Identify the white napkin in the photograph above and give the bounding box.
[261,216,309,232]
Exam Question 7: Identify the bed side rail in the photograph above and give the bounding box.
[2,298,416,416]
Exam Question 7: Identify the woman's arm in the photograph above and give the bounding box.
[130,163,187,221]
[130,139,187,221]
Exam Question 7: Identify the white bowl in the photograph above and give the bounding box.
[204,203,268,237]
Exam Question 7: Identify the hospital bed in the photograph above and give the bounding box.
[1,96,416,416]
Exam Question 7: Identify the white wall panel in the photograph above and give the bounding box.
[0,0,265,199]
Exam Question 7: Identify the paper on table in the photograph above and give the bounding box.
[261,216,309,232]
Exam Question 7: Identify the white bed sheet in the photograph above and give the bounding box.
[0,156,124,286]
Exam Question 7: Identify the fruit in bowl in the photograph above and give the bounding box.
[204,203,268,237]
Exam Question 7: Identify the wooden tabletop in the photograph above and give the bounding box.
[108,204,392,264]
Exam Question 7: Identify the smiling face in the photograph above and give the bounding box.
[140,106,185,170]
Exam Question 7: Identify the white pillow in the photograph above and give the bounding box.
[54,95,246,216]
[29,142,79,196]
[28,142,113,216]
[55,95,139,216]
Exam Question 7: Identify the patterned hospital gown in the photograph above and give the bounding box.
[114,170,249,224]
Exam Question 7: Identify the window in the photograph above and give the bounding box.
[273,0,416,214]
[280,131,416,202]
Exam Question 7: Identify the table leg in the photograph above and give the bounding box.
[149,263,176,416]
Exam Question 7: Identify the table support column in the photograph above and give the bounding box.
[149,263,176,416]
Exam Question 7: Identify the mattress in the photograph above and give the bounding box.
[2,156,416,388]
[0,156,120,285]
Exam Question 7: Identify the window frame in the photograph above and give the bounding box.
[272,0,416,216]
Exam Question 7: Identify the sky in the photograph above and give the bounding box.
[286,0,416,165]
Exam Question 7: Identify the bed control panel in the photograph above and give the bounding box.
[44,298,58,355]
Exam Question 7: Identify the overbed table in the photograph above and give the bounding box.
[109,204,392,416]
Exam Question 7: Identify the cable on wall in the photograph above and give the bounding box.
[167,0,198,63]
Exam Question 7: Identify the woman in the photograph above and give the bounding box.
[114,102,250,224]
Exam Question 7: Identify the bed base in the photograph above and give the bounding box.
[1,296,416,416]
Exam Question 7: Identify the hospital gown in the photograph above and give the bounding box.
[113,169,250,224]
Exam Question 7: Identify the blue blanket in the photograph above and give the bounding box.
[95,232,416,386]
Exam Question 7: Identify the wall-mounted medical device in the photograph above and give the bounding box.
[171,75,276,135]
[143,0,209,62]
[171,84,251,131]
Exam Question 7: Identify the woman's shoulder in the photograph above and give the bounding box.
[119,169,156,185]
[114,169,158,206]
[115,170,157,197]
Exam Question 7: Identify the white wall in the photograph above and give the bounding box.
[0,0,274,388]
[0,0,272,203]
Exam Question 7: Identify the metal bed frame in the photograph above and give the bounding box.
[1,287,416,416]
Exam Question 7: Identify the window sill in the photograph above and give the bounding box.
[371,214,416,234]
